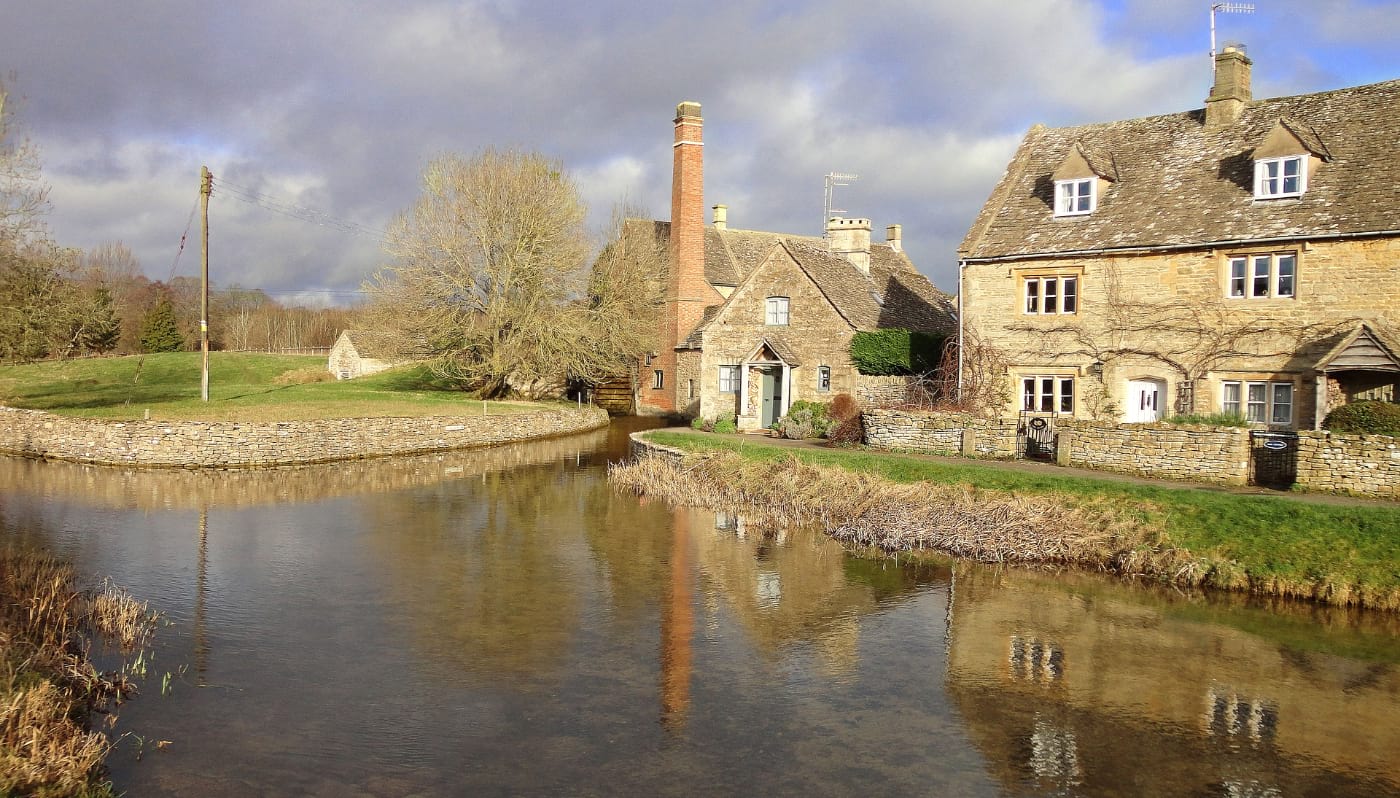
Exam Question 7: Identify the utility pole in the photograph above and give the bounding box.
[200,166,212,402]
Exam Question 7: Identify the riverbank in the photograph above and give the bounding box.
[0,404,609,468]
[619,431,1400,610]
[0,547,156,796]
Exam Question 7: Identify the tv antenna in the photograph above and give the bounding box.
[1210,2,1254,71]
[823,172,858,236]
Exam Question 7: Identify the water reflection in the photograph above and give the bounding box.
[945,565,1400,796]
[1,422,1398,796]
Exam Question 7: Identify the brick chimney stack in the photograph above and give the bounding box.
[669,101,707,345]
[1205,45,1252,128]
[827,217,872,276]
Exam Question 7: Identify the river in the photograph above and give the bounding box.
[2,418,1398,797]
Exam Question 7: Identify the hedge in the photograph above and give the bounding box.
[849,329,945,376]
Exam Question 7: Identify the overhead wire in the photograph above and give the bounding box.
[210,176,387,243]
[165,195,200,282]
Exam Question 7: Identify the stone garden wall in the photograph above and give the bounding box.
[0,405,609,469]
[863,409,1398,499]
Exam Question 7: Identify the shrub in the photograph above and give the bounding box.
[849,329,946,376]
[830,393,859,423]
[1164,412,1248,428]
[777,400,832,439]
[713,412,738,434]
[826,396,864,446]
[1324,400,1400,436]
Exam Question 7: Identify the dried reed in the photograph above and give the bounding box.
[1,546,157,796]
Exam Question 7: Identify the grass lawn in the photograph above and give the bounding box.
[0,353,549,421]
[644,430,1400,604]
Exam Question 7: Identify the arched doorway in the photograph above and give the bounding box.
[1125,379,1167,423]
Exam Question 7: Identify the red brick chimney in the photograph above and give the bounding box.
[669,101,708,345]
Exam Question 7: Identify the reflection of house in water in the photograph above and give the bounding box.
[945,566,1400,796]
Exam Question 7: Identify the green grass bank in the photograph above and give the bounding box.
[0,352,543,421]
[631,430,1400,611]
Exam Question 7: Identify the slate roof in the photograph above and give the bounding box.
[780,239,957,333]
[960,78,1400,260]
[1315,322,1400,372]
[337,330,427,360]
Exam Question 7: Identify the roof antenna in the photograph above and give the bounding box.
[823,172,858,237]
[1211,2,1254,72]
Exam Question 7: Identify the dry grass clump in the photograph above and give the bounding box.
[1,547,157,796]
[610,452,1123,567]
[273,366,334,385]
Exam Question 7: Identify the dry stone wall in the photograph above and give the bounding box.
[0,405,609,469]
[864,409,1399,499]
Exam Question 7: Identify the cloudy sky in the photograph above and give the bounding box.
[4,0,1397,305]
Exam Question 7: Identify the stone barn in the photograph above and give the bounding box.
[327,330,413,380]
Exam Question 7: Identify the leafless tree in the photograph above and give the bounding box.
[367,150,662,397]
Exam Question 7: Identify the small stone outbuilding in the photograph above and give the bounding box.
[327,330,415,380]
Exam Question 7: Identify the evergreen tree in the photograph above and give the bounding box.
[82,287,122,353]
[139,295,185,353]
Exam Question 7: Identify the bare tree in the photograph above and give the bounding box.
[368,150,662,397]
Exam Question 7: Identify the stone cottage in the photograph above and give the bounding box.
[630,101,955,428]
[327,330,415,380]
[958,48,1400,429]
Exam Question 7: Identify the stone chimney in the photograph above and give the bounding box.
[1205,45,1252,128]
[712,204,727,231]
[669,101,707,344]
[885,224,902,253]
[827,217,872,276]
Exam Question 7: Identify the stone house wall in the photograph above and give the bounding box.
[864,409,1399,498]
[0,405,609,469]
[961,236,1400,428]
[697,249,855,422]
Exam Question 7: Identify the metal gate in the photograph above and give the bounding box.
[1019,412,1057,460]
[1250,432,1299,488]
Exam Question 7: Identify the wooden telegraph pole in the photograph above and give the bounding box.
[200,166,212,402]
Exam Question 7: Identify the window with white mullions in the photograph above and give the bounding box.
[1022,376,1074,414]
[1254,155,1305,199]
[718,365,739,394]
[1227,253,1296,299]
[1024,276,1078,315]
[765,296,790,326]
[1222,380,1293,425]
[1054,178,1095,216]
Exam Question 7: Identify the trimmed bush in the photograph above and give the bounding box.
[713,412,737,434]
[1324,400,1400,436]
[849,329,945,376]
[830,393,858,423]
[1164,412,1248,428]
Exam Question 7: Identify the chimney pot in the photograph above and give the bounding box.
[712,204,727,230]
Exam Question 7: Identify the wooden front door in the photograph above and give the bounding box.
[1126,379,1165,423]
[760,369,781,428]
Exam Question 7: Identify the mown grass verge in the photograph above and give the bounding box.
[1,547,158,796]
[624,431,1400,610]
[0,353,545,421]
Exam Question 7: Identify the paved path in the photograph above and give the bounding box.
[654,428,1399,509]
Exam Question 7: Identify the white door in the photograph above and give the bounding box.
[1126,379,1165,423]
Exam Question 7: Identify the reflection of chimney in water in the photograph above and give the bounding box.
[660,507,694,732]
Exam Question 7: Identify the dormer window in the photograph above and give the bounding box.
[1054,178,1096,216]
[1255,155,1305,199]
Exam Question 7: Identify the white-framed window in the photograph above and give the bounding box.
[765,296,790,326]
[718,365,739,393]
[1024,276,1078,314]
[1228,253,1295,299]
[1022,376,1075,414]
[1254,155,1306,199]
[652,370,664,390]
[817,366,831,392]
[1222,380,1293,424]
[1054,178,1095,216]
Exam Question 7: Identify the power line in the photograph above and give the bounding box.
[166,195,200,282]
[210,176,387,243]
